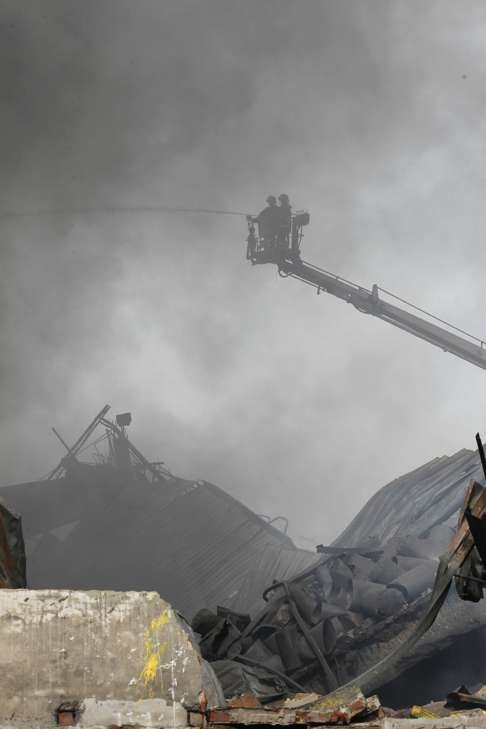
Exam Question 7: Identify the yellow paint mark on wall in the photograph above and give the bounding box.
[140,610,171,687]
[141,645,166,684]
[149,610,170,633]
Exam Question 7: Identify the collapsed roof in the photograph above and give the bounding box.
[1,464,311,620]
[335,448,484,548]
[0,407,314,619]
[2,406,486,705]
[193,449,486,705]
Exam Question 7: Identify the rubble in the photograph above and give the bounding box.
[202,687,382,725]
[186,685,486,729]
[446,686,486,711]
[193,533,444,697]
[193,480,486,704]
[4,408,486,716]
[4,581,486,728]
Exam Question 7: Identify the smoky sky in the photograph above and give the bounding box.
[2,0,486,546]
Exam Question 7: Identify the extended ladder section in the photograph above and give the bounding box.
[280,257,486,370]
[246,214,486,370]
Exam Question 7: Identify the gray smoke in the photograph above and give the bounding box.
[2,0,486,545]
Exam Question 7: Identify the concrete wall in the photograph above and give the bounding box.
[0,589,220,725]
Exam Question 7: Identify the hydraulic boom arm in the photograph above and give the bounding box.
[246,215,486,370]
[281,258,486,370]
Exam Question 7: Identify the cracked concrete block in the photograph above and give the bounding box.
[0,589,220,724]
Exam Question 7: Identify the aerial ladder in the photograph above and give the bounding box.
[246,211,486,370]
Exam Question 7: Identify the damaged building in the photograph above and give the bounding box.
[0,407,312,618]
[3,406,486,713]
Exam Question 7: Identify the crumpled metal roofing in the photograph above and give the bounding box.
[315,448,486,702]
[201,475,486,703]
[0,464,299,618]
[335,449,483,548]
[224,542,321,615]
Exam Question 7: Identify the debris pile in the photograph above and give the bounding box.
[188,684,486,729]
[389,684,486,719]
[189,687,384,727]
[4,407,486,710]
[194,479,486,707]
[192,526,448,698]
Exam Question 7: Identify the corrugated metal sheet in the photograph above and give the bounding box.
[224,542,321,614]
[323,449,486,701]
[0,466,306,618]
[335,449,483,548]
[0,497,26,588]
